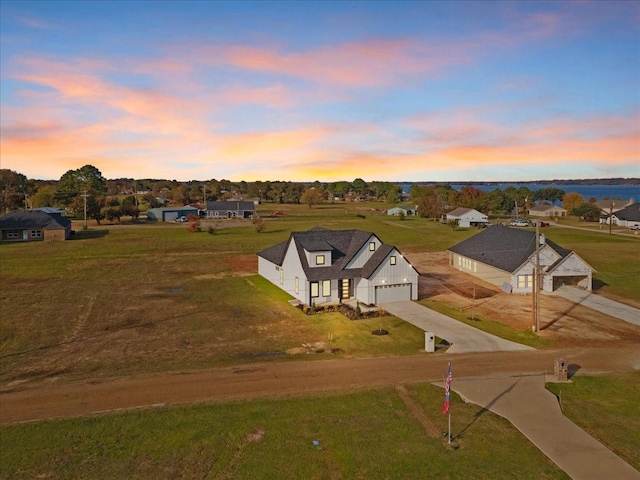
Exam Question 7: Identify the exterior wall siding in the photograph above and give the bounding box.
[281,241,308,303]
[346,235,380,269]
[368,250,418,301]
[450,252,510,289]
[305,249,332,268]
[43,229,66,242]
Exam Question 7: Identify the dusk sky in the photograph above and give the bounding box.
[1,1,638,182]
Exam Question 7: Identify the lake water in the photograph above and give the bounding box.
[401,183,639,202]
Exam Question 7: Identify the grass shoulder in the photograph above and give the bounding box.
[546,372,640,469]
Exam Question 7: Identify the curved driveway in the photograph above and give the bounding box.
[382,301,534,354]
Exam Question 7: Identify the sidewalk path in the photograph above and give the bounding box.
[383,301,534,353]
[551,286,640,326]
[448,375,640,480]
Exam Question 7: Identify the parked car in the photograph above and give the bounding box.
[175,216,188,222]
[536,221,550,227]
[510,219,530,227]
[630,224,640,230]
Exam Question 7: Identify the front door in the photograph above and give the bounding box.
[340,279,352,300]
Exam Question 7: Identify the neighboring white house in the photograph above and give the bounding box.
[257,227,420,306]
[595,199,634,215]
[446,207,488,228]
[205,201,256,219]
[448,225,594,293]
[602,203,640,228]
[529,204,567,217]
[387,206,417,216]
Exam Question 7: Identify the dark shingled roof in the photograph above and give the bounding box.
[258,227,407,281]
[0,210,72,230]
[206,200,255,211]
[613,203,640,222]
[447,224,572,273]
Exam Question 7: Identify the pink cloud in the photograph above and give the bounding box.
[193,38,476,87]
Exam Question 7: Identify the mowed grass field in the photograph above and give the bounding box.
[1,202,639,385]
[0,384,570,480]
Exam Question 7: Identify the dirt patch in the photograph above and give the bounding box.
[406,251,640,348]
[225,255,258,276]
[395,385,441,438]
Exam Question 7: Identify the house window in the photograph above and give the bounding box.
[316,255,325,265]
[30,230,42,238]
[517,275,532,288]
[310,282,319,298]
[322,280,331,297]
[280,268,284,285]
[6,230,19,239]
[369,242,376,251]
[295,277,299,294]
[390,256,396,265]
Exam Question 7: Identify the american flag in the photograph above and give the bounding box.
[441,361,452,415]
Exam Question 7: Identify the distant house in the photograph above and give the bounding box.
[206,201,255,219]
[602,203,640,228]
[595,199,634,215]
[529,204,567,218]
[448,225,594,293]
[446,208,488,228]
[146,206,198,222]
[258,227,420,306]
[387,206,417,216]
[0,210,72,242]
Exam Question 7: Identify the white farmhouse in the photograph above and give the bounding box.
[258,227,420,306]
[446,207,488,228]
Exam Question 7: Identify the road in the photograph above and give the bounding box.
[2,345,638,425]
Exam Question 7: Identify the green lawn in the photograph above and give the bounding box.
[0,384,568,480]
[546,372,640,469]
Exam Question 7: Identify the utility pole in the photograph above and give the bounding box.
[81,190,90,229]
[609,202,615,235]
[202,185,206,205]
[533,220,541,333]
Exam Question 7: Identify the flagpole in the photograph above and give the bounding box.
[448,413,451,444]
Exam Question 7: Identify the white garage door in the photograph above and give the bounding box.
[375,284,412,304]
[164,211,179,222]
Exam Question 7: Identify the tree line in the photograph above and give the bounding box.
[408,184,603,219]
[1,165,603,221]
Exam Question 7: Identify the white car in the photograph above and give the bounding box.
[510,219,530,227]
[630,224,640,231]
[174,216,188,222]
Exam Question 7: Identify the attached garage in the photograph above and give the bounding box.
[552,275,591,291]
[375,283,412,304]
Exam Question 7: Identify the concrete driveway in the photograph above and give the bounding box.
[382,301,534,354]
[448,375,640,480]
[551,286,640,327]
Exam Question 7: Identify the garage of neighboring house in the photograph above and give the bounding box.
[146,206,198,222]
[553,275,589,290]
[375,283,412,303]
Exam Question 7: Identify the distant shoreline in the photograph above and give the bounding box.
[400,178,640,186]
